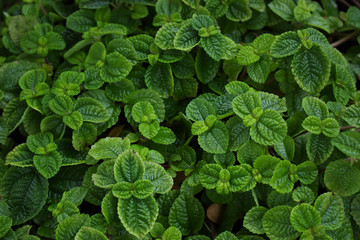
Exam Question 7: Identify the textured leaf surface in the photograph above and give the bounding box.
[250,109,287,146]
[55,214,91,240]
[195,49,220,84]
[155,23,180,50]
[114,149,145,183]
[291,46,331,94]
[92,160,116,188]
[169,193,205,235]
[1,167,48,225]
[201,34,226,61]
[290,204,321,232]
[74,97,110,123]
[33,151,62,179]
[314,192,344,230]
[269,160,295,193]
[232,92,261,118]
[262,205,300,240]
[244,206,267,234]
[174,20,200,51]
[5,143,34,167]
[143,162,173,194]
[271,31,301,58]
[118,196,158,239]
[331,131,360,158]
[145,62,174,97]
[74,226,108,240]
[198,120,229,154]
[302,97,329,120]
[66,10,96,33]
[324,159,360,196]
[306,134,333,165]
[89,137,130,160]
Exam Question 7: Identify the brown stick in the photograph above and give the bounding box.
[331,30,360,48]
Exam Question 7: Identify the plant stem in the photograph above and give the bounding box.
[350,0,360,9]
[252,189,259,206]
[331,30,360,48]
[184,135,194,146]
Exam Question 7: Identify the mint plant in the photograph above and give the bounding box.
[0,0,360,239]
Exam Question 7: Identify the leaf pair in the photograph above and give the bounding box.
[232,91,287,146]
[21,23,65,57]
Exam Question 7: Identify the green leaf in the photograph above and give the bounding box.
[291,46,331,94]
[139,121,161,139]
[74,226,108,240]
[55,214,91,240]
[247,55,271,83]
[342,102,360,128]
[101,192,118,224]
[5,143,34,167]
[92,160,116,189]
[201,33,226,61]
[198,120,229,154]
[331,130,360,158]
[0,167,48,225]
[152,127,176,145]
[169,193,205,236]
[72,123,97,151]
[199,164,222,189]
[74,97,110,123]
[297,161,317,184]
[145,62,174,97]
[244,206,267,234]
[306,134,333,165]
[215,231,238,240]
[85,42,106,68]
[250,109,287,146]
[143,162,173,194]
[132,179,155,199]
[155,23,180,50]
[63,111,83,130]
[84,67,104,90]
[270,31,301,58]
[232,92,261,119]
[195,48,220,84]
[0,215,12,238]
[314,192,344,230]
[226,0,252,21]
[108,38,138,64]
[174,20,200,51]
[274,135,295,161]
[346,6,360,28]
[270,160,296,193]
[118,196,158,239]
[290,203,321,232]
[226,116,250,151]
[237,46,260,65]
[131,101,156,123]
[302,97,329,120]
[89,137,130,160]
[324,159,360,196]
[321,118,339,138]
[114,149,145,183]
[34,151,62,179]
[128,34,154,60]
[66,10,96,33]
[26,132,54,154]
[174,77,198,101]
[162,226,182,240]
[112,181,133,199]
[262,205,300,240]
[186,98,216,121]
[46,32,66,50]
[268,0,296,21]
[292,186,315,204]
[3,98,28,134]
[49,95,74,116]
[326,217,353,240]
[205,0,228,19]
[253,155,281,184]
[302,116,322,135]
[100,52,132,83]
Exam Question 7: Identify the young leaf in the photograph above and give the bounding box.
[33,151,62,179]
[114,149,145,183]
[232,91,261,119]
[270,160,296,193]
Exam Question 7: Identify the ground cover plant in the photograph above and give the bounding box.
[0,0,360,239]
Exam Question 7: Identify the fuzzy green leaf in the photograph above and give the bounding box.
[232,92,261,119]
[302,97,329,120]
[314,192,345,230]
[201,33,226,61]
[114,149,145,183]
[270,160,296,193]
[174,20,200,51]
[290,203,321,232]
[155,23,180,50]
[100,52,132,83]
[271,31,301,58]
[33,151,62,179]
[244,206,267,234]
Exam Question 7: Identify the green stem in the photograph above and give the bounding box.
[184,135,194,146]
[217,111,235,120]
[64,39,94,59]
[252,188,259,206]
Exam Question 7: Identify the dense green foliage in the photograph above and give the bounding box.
[0,0,360,239]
